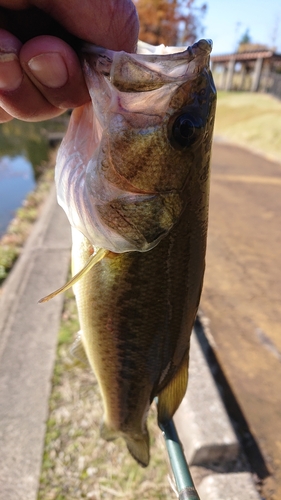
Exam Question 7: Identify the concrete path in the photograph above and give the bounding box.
[0,187,71,500]
[0,184,261,500]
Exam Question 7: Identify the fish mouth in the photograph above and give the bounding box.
[82,39,213,92]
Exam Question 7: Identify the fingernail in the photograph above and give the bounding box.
[0,53,23,91]
[28,52,68,88]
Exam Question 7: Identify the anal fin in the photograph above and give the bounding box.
[100,421,150,468]
[157,353,189,425]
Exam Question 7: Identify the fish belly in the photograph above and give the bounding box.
[71,191,207,466]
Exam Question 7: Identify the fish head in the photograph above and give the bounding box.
[56,40,216,252]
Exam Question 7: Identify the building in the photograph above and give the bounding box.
[211,49,281,98]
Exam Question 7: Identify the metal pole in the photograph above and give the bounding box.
[159,419,200,500]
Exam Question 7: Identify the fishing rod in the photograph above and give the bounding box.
[159,418,200,500]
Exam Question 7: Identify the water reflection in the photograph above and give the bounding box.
[0,155,35,236]
[0,120,50,178]
[0,116,68,236]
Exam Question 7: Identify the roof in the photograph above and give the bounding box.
[211,50,281,63]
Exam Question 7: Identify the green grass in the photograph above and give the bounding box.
[0,245,20,281]
[214,91,281,163]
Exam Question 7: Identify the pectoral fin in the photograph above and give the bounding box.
[39,248,108,303]
[157,354,189,424]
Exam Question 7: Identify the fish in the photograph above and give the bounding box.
[40,39,216,467]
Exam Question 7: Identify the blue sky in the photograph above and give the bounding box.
[202,0,281,54]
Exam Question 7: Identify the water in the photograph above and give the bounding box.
[0,117,68,237]
[0,155,35,236]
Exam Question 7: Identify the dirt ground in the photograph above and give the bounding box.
[201,141,281,500]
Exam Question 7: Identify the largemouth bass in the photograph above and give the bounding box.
[41,39,216,467]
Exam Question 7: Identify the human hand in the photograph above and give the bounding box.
[0,0,139,122]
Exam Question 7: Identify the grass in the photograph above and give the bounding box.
[214,91,281,163]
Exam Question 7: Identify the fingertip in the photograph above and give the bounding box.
[0,52,23,91]
[20,35,85,90]
[19,35,90,110]
[19,35,81,68]
[0,30,23,92]
[27,52,69,89]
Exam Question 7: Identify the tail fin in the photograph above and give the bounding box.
[125,431,150,468]
[100,422,150,467]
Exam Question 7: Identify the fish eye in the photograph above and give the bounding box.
[170,112,203,149]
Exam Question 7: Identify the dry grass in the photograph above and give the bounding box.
[214,91,281,163]
[38,290,174,500]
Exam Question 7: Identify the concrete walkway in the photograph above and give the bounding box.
[0,186,261,500]
[0,187,71,500]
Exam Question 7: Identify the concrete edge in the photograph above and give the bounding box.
[174,330,239,466]
[174,318,262,499]
[198,472,262,500]
[0,185,62,357]
[0,186,72,500]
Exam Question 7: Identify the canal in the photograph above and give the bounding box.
[0,117,67,237]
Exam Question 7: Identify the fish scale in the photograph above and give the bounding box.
[40,39,216,467]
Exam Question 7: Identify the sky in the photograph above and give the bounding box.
[202,0,281,55]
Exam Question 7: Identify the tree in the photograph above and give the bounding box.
[133,0,207,47]
[237,29,270,53]
[239,28,251,46]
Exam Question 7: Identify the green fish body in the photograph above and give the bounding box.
[51,40,216,466]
